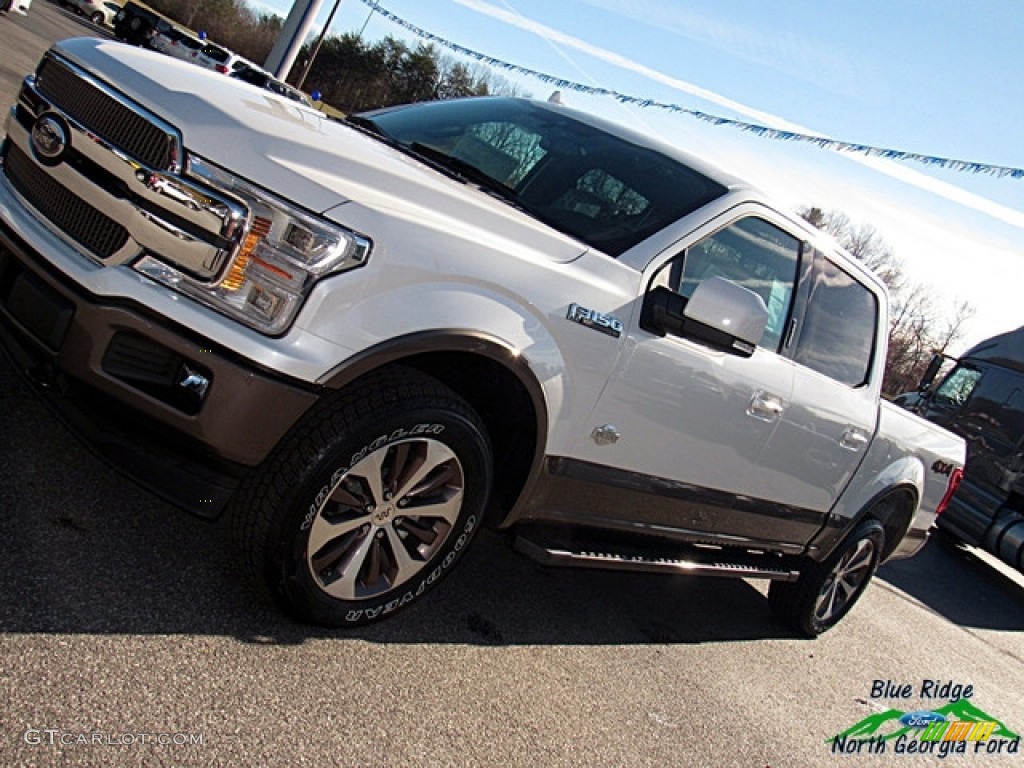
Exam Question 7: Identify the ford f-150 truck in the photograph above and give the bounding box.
[0,38,966,635]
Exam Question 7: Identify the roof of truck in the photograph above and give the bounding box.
[964,325,1024,374]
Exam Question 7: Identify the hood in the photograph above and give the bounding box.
[53,38,587,263]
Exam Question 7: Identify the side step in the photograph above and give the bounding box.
[515,536,800,582]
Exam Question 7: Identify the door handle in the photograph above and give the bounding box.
[748,391,785,422]
[840,427,870,451]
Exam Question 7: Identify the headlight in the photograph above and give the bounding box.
[134,154,371,335]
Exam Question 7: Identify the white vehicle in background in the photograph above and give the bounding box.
[0,0,31,15]
[192,40,245,74]
[231,64,315,107]
[148,23,203,61]
[68,0,122,26]
[148,23,246,75]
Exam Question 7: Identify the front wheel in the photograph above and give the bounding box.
[769,519,885,637]
[232,368,492,627]
[90,11,103,23]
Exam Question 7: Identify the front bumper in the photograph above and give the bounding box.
[0,217,319,517]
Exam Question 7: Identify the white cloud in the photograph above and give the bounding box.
[577,0,870,101]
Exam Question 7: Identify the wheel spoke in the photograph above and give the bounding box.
[323,532,376,600]
[350,449,387,507]
[842,541,874,576]
[400,516,441,545]
[328,483,365,509]
[386,442,413,497]
[834,574,858,603]
[815,538,876,622]
[816,576,841,620]
[412,489,464,526]
[363,534,385,587]
[384,525,421,586]
[394,442,458,500]
[307,512,370,557]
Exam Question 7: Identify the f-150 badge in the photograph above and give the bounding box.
[567,303,623,338]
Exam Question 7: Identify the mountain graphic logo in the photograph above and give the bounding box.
[831,698,1019,743]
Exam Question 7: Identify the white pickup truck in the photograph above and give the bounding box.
[0,38,966,635]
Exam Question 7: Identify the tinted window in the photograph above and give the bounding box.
[792,252,877,386]
[676,217,800,350]
[201,44,230,63]
[353,99,726,257]
[232,67,269,87]
[933,365,982,408]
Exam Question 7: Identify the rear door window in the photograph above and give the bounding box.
[791,251,877,387]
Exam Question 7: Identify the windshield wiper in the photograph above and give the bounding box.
[343,120,535,215]
[342,117,471,186]
[408,143,519,201]
[344,113,385,136]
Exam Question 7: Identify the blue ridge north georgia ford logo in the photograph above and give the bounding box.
[30,114,70,166]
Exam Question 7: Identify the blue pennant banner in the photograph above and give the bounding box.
[358,0,1022,179]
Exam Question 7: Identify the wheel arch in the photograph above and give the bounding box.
[810,483,920,563]
[866,486,920,561]
[319,330,549,528]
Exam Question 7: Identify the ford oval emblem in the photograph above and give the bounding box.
[30,114,70,166]
[899,710,946,729]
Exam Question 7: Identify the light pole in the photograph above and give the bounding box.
[264,0,327,80]
[295,0,344,90]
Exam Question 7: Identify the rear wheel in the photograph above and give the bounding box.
[232,368,492,627]
[90,11,103,23]
[769,519,885,637]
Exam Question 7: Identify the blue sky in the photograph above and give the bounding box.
[251,0,1022,351]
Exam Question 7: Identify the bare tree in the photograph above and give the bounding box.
[799,207,974,397]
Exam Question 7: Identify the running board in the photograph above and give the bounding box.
[515,536,800,582]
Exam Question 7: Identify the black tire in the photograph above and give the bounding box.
[231,367,492,627]
[769,519,885,637]
[90,11,103,23]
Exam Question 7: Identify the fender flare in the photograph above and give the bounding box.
[317,329,551,525]
[809,455,925,562]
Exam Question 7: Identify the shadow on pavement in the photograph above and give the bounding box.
[878,531,1024,631]
[0,367,786,647]
[6,359,1024,647]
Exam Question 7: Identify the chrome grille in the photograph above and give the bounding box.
[36,57,178,171]
[5,144,129,259]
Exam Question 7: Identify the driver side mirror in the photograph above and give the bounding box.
[641,276,768,357]
[918,353,944,392]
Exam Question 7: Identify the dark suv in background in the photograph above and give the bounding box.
[112,1,162,46]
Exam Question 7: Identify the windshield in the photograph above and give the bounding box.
[351,98,726,257]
